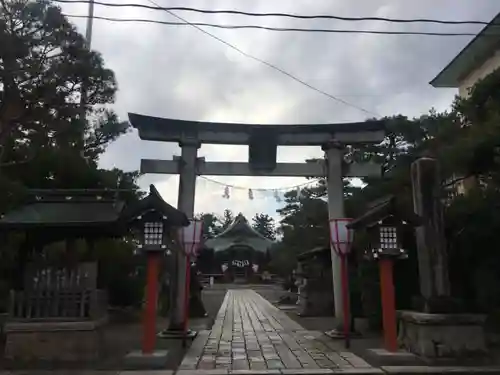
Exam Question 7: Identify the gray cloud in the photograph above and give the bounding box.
[61,0,500,217]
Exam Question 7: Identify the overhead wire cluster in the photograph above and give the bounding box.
[54,1,497,118]
[55,0,495,28]
[64,14,493,37]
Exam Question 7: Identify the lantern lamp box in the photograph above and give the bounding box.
[123,185,190,252]
[348,195,422,260]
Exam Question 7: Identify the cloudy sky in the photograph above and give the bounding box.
[59,0,500,222]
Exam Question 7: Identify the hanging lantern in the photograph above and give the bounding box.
[329,218,354,257]
[177,219,204,258]
[222,186,230,199]
[248,189,254,200]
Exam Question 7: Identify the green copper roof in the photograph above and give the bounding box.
[0,202,124,227]
[204,213,274,253]
[430,12,500,88]
[347,195,422,230]
[0,188,126,229]
[121,184,189,227]
[0,185,188,230]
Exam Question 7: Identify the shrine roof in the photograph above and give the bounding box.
[204,213,274,253]
[297,246,330,261]
[121,184,189,227]
[0,190,126,229]
[0,185,189,230]
[348,195,422,230]
[128,113,386,146]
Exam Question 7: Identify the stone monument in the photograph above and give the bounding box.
[397,157,487,359]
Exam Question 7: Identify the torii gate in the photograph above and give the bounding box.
[129,112,386,336]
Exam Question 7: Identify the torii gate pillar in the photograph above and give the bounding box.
[171,140,199,331]
[323,141,347,332]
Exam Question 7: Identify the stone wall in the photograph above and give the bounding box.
[398,310,487,358]
[4,320,105,362]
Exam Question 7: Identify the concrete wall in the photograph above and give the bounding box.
[459,50,500,97]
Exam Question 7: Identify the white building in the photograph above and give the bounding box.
[431,12,500,197]
[431,12,500,98]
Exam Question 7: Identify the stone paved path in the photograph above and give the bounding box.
[178,289,378,374]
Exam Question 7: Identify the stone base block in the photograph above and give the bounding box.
[124,350,169,369]
[278,305,297,311]
[398,310,487,358]
[4,319,106,362]
[365,348,420,366]
[324,328,361,339]
[157,329,197,339]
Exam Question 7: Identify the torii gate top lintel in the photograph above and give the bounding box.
[128,112,386,146]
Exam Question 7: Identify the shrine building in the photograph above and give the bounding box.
[201,213,274,281]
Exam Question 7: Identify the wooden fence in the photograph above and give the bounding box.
[9,262,107,321]
[24,262,97,291]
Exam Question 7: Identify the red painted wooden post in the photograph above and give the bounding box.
[379,258,398,352]
[340,255,351,348]
[142,252,160,354]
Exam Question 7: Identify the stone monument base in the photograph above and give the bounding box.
[157,328,197,339]
[398,310,487,358]
[4,318,106,362]
[365,348,421,366]
[124,350,169,369]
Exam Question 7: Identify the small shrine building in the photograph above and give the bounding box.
[202,213,274,281]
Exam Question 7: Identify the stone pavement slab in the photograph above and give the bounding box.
[179,289,375,374]
[381,366,500,374]
[0,372,121,375]
[0,372,173,375]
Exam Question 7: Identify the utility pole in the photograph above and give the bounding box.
[84,0,95,49]
[79,0,94,156]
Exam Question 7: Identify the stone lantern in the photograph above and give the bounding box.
[348,195,421,353]
[123,185,189,367]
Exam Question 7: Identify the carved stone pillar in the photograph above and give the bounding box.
[411,157,450,306]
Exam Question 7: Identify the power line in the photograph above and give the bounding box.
[57,2,494,116]
[64,14,493,37]
[55,0,495,26]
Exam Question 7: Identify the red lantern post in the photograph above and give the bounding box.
[143,251,161,354]
[379,258,397,352]
[177,219,203,344]
[140,220,166,355]
[329,218,354,349]
[372,224,406,353]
